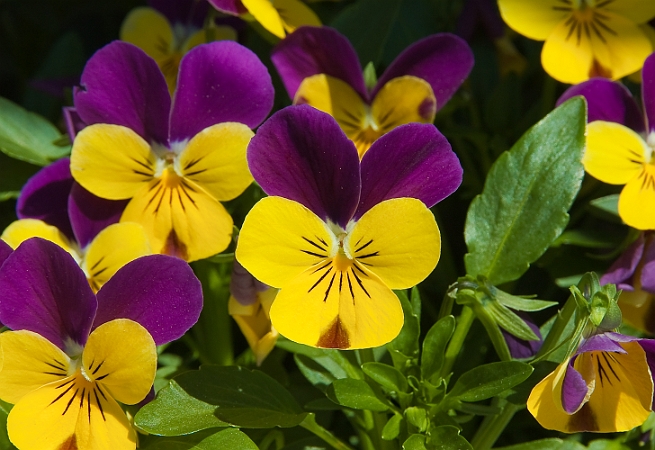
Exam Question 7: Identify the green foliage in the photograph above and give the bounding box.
[326,378,390,412]
[140,428,258,450]
[420,315,455,382]
[446,361,533,403]
[464,97,587,285]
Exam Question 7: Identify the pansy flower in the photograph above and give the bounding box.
[497,0,655,84]
[558,53,655,230]
[236,105,462,349]
[527,331,655,432]
[120,0,238,93]
[229,260,279,366]
[207,0,320,39]
[0,238,203,449]
[271,27,474,157]
[2,158,150,291]
[70,40,274,262]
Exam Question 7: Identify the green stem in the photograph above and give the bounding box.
[440,306,475,377]
[470,400,521,450]
[300,414,355,450]
[356,349,395,450]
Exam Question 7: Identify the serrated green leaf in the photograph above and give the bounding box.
[426,426,473,450]
[421,315,455,381]
[0,97,70,166]
[326,378,389,411]
[464,97,586,285]
[382,414,403,440]
[141,428,258,450]
[362,362,408,392]
[447,361,533,402]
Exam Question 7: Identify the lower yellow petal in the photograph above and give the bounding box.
[179,122,254,202]
[242,0,286,38]
[82,319,156,405]
[236,196,334,288]
[527,360,577,431]
[348,198,441,289]
[275,0,321,34]
[82,222,151,292]
[618,169,655,230]
[0,330,70,404]
[71,124,155,200]
[541,16,595,84]
[1,219,77,259]
[371,76,436,133]
[584,121,648,184]
[120,7,173,63]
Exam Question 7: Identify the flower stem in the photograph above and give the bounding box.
[470,399,521,450]
[356,349,395,450]
[300,413,355,450]
[441,306,475,377]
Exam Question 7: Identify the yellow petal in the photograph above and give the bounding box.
[8,373,137,450]
[82,222,152,292]
[0,330,70,404]
[179,123,254,201]
[348,198,441,289]
[527,360,576,431]
[584,121,648,185]
[497,0,568,41]
[71,124,156,200]
[121,169,234,261]
[82,319,156,405]
[120,7,173,63]
[618,168,655,230]
[1,219,77,258]
[275,0,321,34]
[604,0,655,25]
[242,0,286,38]
[229,290,279,366]
[619,294,655,334]
[236,196,334,288]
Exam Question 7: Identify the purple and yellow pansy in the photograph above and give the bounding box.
[271,26,474,157]
[70,40,274,262]
[120,0,238,93]
[498,0,655,84]
[236,105,462,349]
[0,238,202,449]
[528,331,655,432]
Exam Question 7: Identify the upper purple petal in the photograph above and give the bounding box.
[271,26,368,101]
[561,358,589,413]
[74,41,171,145]
[205,0,247,15]
[577,333,627,354]
[0,238,96,349]
[643,52,655,134]
[355,123,462,219]
[557,78,644,132]
[639,233,655,293]
[600,234,645,288]
[148,0,208,28]
[501,311,542,359]
[16,158,75,241]
[372,33,474,111]
[169,41,274,142]
[637,338,655,407]
[63,107,86,142]
[230,259,268,306]
[247,105,361,228]
[93,255,203,345]
[68,183,129,249]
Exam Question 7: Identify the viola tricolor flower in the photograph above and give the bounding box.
[2,158,150,291]
[229,260,279,366]
[271,27,474,157]
[207,0,320,39]
[527,331,655,432]
[0,238,203,449]
[497,0,655,84]
[70,40,274,262]
[558,53,655,230]
[236,105,462,349]
[601,233,655,334]
[120,0,237,93]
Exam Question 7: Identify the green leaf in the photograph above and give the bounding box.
[447,361,533,402]
[589,194,619,217]
[495,439,586,450]
[426,426,473,450]
[0,97,70,166]
[486,301,538,341]
[382,414,403,440]
[403,434,427,450]
[405,407,428,432]
[362,362,408,392]
[493,289,557,312]
[421,315,455,381]
[464,97,586,285]
[388,290,420,358]
[326,378,389,411]
[141,428,258,450]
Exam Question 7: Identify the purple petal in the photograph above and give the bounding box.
[600,234,645,288]
[63,107,86,142]
[372,33,474,111]
[637,338,655,407]
[94,255,203,345]
[0,240,12,266]
[639,233,655,293]
[355,123,462,219]
[68,183,129,249]
[271,26,368,101]
[577,333,627,354]
[455,0,504,42]
[230,259,268,306]
[148,0,209,28]
[643,53,655,134]
[501,312,542,359]
[170,41,274,141]
[74,41,170,145]
[561,358,589,413]
[557,78,644,132]
[205,0,247,15]
[0,238,96,349]
[16,158,75,241]
[247,105,361,228]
